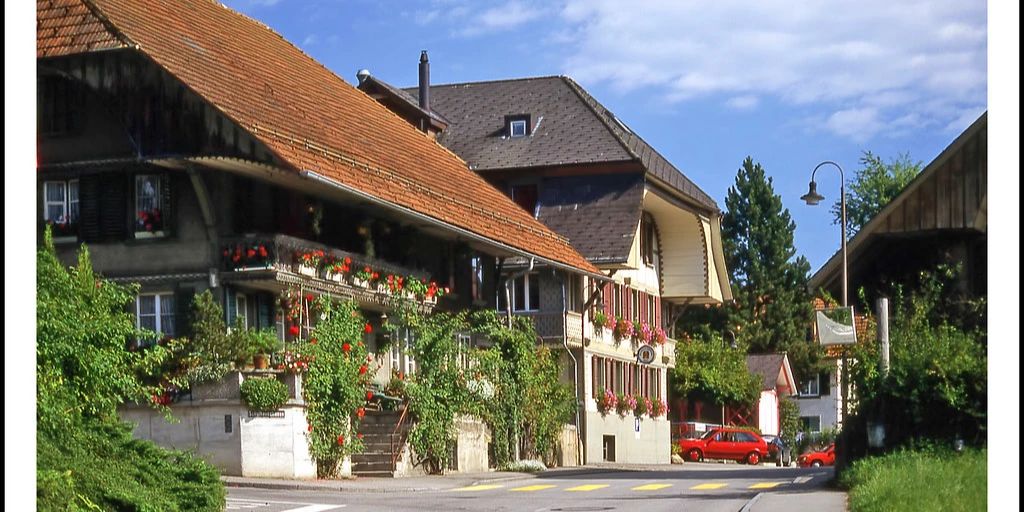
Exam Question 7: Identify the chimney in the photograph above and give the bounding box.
[418,50,430,113]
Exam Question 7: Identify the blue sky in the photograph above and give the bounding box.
[223,0,988,274]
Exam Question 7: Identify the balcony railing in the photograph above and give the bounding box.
[515,310,585,345]
[219,233,443,308]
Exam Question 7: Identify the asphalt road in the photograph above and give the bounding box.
[226,464,840,512]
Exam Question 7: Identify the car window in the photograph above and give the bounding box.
[701,430,717,441]
[735,432,756,443]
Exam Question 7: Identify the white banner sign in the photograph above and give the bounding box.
[815,307,857,345]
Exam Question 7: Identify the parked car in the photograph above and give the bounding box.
[761,435,793,466]
[678,427,769,465]
[798,443,836,467]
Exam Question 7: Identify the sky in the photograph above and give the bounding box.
[221,0,989,274]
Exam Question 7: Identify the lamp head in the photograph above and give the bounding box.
[801,181,825,205]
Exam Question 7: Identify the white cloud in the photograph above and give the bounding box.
[459,1,544,36]
[726,95,760,111]
[302,34,317,46]
[557,0,987,142]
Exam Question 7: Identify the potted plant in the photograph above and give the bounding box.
[248,328,283,370]
[595,387,617,415]
[592,310,608,330]
[240,376,289,412]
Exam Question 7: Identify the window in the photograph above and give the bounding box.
[511,184,538,217]
[631,289,640,320]
[799,416,822,433]
[735,432,758,443]
[567,274,583,312]
[799,375,820,397]
[43,180,80,226]
[499,272,541,312]
[646,294,656,326]
[135,175,164,234]
[235,294,248,329]
[470,257,485,303]
[640,214,658,266]
[510,119,527,137]
[390,328,417,377]
[136,293,175,342]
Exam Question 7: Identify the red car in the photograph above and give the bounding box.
[798,443,836,467]
[678,427,769,465]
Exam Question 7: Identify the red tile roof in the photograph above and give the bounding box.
[36,0,597,275]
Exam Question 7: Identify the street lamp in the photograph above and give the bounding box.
[801,160,849,433]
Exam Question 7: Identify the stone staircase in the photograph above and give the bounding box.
[351,408,411,478]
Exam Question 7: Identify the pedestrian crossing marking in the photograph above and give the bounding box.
[749,482,782,489]
[510,484,558,492]
[632,483,673,491]
[453,484,505,491]
[565,484,610,492]
[691,483,728,490]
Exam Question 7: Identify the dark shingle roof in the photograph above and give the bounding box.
[37,0,597,275]
[407,76,718,212]
[746,354,788,391]
[538,173,644,264]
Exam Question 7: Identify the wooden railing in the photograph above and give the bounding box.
[390,402,411,472]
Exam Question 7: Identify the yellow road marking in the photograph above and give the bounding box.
[749,482,782,489]
[565,484,610,492]
[632,483,673,491]
[510,484,557,492]
[691,483,728,490]
[452,484,504,492]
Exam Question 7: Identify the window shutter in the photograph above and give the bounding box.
[603,283,612,317]
[639,292,647,325]
[78,174,101,242]
[175,286,196,339]
[257,293,273,329]
[623,287,631,321]
[654,296,661,329]
[98,174,127,241]
[160,174,173,236]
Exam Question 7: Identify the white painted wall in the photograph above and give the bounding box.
[797,359,843,432]
[757,390,780,436]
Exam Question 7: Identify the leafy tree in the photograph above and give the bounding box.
[678,157,820,380]
[832,151,921,235]
[672,332,760,406]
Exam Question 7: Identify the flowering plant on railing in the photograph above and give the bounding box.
[596,387,617,415]
[634,395,650,417]
[329,256,352,275]
[279,287,320,340]
[651,397,668,418]
[223,241,272,269]
[353,265,374,283]
[592,310,608,330]
[634,321,653,344]
[278,349,315,373]
[654,327,667,345]
[612,317,633,343]
[136,208,163,233]
[616,393,637,417]
[298,249,326,271]
[405,277,449,301]
[384,274,405,294]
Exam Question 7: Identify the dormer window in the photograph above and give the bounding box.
[505,114,531,138]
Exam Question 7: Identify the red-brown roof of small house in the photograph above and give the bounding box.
[36,0,598,275]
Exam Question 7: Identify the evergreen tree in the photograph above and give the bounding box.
[832,151,921,235]
[677,157,820,380]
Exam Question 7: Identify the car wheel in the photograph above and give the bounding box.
[812,460,822,468]
[747,452,761,465]
[688,449,703,462]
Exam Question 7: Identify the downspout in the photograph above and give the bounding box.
[554,269,583,467]
[503,258,535,328]
[576,269,615,466]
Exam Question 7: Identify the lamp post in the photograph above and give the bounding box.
[801,161,849,432]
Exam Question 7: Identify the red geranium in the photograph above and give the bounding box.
[342,342,351,353]
[289,324,301,337]
[366,391,374,401]
[308,424,313,432]
[364,323,372,334]
[305,293,314,303]
[309,337,317,345]
[258,245,268,257]
[356,407,365,419]
[359,365,368,375]
[247,248,256,258]
[336,435,345,446]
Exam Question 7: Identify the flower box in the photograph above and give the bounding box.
[298,264,318,277]
[134,230,166,239]
[352,277,371,289]
[325,271,345,283]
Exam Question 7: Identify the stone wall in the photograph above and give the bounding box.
[453,415,490,473]
[583,411,671,464]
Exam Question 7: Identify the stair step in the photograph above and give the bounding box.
[352,453,393,463]
[352,470,396,478]
[352,461,394,472]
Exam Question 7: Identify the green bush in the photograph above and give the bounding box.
[240,376,289,411]
[839,447,986,512]
[37,419,225,512]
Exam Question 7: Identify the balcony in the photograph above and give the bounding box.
[517,310,585,345]
[219,233,443,311]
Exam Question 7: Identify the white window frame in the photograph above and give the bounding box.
[800,415,822,434]
[390,328,417,377]
[799,375,820,397]
[510,272,540,312]
[136,292,175,340]
[235,293,248,329]
[509,119,527,137]
[43,180,80,225]
[134,174,164,237]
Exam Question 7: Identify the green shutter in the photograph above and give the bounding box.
[175,285,196,339]
[225,286,236,326]
[257,293,273,329]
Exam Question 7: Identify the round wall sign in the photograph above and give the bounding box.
[636,344,657,365]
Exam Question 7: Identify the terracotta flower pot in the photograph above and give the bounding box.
[253,353,269,370]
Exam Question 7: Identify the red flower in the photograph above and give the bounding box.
[342,343,351,353]
[309,337,317,345]
[289,325,301,337]
[344,257,352,265]
[258,245,268,257]
[366,391,374,401]
[337,435,345,446]
[356,407,365,418]
[371,272,379,280]
[357,433,364,440]
[359,365,368,375]
[308,424,314,432]
[305,293,314,303]
[364,266,371,273]
[247,249,256,258]
[222,249,229,257]
[364,323,372,334]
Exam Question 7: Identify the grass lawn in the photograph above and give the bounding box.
[839,447,986,512]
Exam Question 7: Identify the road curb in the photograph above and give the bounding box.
[222,478,437,494]
[738,492,764,512]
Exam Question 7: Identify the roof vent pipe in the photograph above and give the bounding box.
[418,50,430,113]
